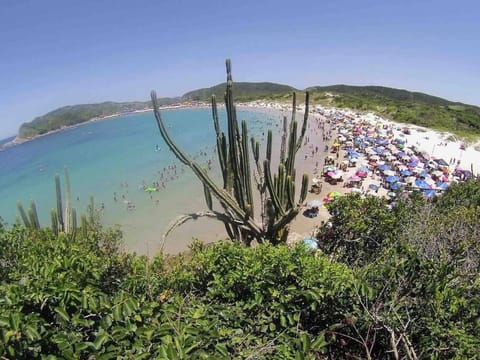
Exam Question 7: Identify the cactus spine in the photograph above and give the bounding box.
[151,59,310,245]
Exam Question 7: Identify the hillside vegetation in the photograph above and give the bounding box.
[182,81,295,101]
[1,179,479,358]
[16,83,480,140]
[307,85,480,138]
[18,99,176,139]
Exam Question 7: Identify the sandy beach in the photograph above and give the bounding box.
[131,102,479,254]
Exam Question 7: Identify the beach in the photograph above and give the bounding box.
[0,103,478,255]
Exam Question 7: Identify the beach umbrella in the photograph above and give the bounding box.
[400,169,412,176]
[302,237,318,250]
[356,170,368,178]
[307,200,323,208]
[368,184,379,191]
[415,179,431,190]
[383,170,395,176]
[386,175,400,183]
[327,171,336,177]
[351,188,362,194]
[379,164,391,171]
[348,175,362,181]
[390,182,400,190]
[327,191,341,199]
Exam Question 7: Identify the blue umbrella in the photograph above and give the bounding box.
[349,152,360,159]
[390,182,404,190]
[408,161,418,167]
[368,184,379,191]
[379,164,391,171]
[400,170,412,176]
[397,151,406,157]
[415,179,430,189]
[386,175,400,183]
[359,166,370,172]
[419,171,430,178]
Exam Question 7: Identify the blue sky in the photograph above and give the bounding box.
[1,0,479,138]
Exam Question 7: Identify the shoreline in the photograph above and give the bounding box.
[0,103,209,151]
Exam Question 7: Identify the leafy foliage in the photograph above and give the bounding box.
[316,179,480,358]
[1,180,479,358]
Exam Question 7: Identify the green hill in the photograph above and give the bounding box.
[306,85,480,138]
[18,99,176,139]
[16,82,480,140]
[182,82,296,101]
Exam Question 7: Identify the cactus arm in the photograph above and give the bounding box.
[203,183,213,211]
[55,174,64,231]
[266,130,272,161]
[291,92,297,123]
[151,91,191,166]
[51,209,59,235]
[29,200,40,229]
[211,95,221,137]
[280,116,288,164]
[17,201,31,228]
[299,174,309,203]
[64,167,72,234]
[241,120,254,217]
[296,91,310,151]
[263,160,285,216]
[80,214,88,239]
[286,176,295,209]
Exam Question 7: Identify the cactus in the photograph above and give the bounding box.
[28,200,40,230]
[51,209,59,235]
[151,59,310,245]
[64,167,72,234]
[55,174,64,232]
[17,201,31,228]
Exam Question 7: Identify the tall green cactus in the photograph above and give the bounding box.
[55,174,64,232]
[151,59,310,245]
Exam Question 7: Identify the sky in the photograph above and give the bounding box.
[1,0,479,138]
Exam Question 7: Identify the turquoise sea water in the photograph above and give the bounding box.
[0,108,282,254]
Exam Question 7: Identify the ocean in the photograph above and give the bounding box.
[0,108,283,254]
